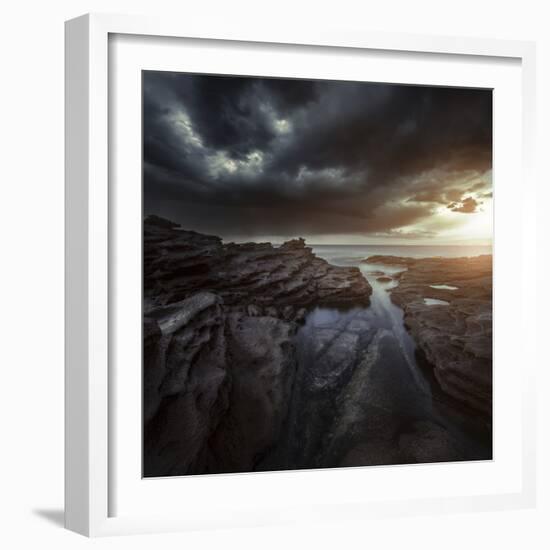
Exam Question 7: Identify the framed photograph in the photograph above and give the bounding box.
[65,13,537,536]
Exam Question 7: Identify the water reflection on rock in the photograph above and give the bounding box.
[424,298,450,306]
[259,264,490,471]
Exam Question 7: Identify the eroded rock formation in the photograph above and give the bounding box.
[143,215,372,476]
[144,215,371,316]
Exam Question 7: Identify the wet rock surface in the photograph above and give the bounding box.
[364,254,492,424]
[143,216,372,476]
[259,299,490,472]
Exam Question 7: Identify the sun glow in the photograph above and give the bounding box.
[433,198,493,244]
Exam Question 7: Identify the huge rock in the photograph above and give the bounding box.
[143,216,372,476]
[144,215,371,315]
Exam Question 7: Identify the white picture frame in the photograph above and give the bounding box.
[65,12,537,537]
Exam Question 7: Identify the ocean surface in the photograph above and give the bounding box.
[309,244,491,267]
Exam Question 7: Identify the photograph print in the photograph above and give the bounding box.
[142,71,493,477]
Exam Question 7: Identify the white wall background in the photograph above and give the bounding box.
[0,1,547,548]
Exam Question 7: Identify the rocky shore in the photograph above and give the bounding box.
[143,215,492,477]
[143,215,372,476]
[364,254,493,423]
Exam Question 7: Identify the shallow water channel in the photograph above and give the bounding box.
[261,260,492,470]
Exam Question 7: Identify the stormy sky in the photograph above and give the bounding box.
[143,71,493,244]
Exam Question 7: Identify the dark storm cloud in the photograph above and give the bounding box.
[447,196,480,214]
[143,71,492,239]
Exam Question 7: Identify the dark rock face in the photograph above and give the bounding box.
[260,309,378,471]
[144,215,371,316]
[365,254,492,423]
[143,216,372,476]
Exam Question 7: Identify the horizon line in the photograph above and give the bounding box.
[221,239,493,247]
[305,243,493,247]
